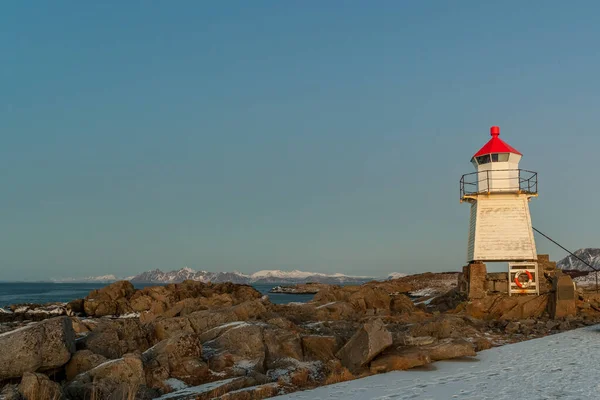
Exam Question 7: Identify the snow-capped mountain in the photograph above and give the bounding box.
[557,248,600,271]
[386,272,408,280]
[51,274,120,283]
[128,268,372,285]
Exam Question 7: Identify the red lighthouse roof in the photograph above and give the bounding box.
[472,126,522,158]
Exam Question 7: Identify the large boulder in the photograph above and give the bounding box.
[64,353,148,400]
[65,350,108,381]
[202,323,266,373]
[313,286,391,315]
[370,347,430,373]
[83,281,136,317]
[0,317,75,380]
[422,338,476,361]
[79,319,151,359]
[132,281,262,322]
[142,333,208,391]
[263,327,303,369]
[335,318,392,372]
[18,372,63,400]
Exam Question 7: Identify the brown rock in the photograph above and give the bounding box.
[64,353,146,400]
[473,337,493,351]
[390,294,415,314]
[142,333,208,391]
[348,287,391,313]
[423,338,476,361]
[83,281,135,317]
[217,383,280,400]
[336,318,392,372]
[152,300,267,341]
[0,317,76,380]
[203,323,266,372]
[301,335,339,362]
[65,350,108,381]
[80,319,150,359]
[18,372,63,400]
[263,328,303,369]
[315,302,357,321]
[370,347,430,373]
[66,299,84,315]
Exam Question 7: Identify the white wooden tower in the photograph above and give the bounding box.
[460,126,539,293]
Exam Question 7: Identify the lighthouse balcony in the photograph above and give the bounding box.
[460,169,537,200]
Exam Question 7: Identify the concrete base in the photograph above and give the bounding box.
[549,273,577,319]
[465,262,487,299]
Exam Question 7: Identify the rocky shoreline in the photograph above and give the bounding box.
[268,283,331,294]
[1,272,600,400]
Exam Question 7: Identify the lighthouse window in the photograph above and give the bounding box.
[476,155,491,165]
[498,153,509,162]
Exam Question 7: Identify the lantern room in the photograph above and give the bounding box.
[461,126,537,198]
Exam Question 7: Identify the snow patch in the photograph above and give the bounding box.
[164,378,188,391]
[273,324,600,400]
[409,287,438,297]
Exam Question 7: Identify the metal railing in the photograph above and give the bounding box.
[460,169,538,199]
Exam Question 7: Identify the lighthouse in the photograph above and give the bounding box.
[460,126,539,295]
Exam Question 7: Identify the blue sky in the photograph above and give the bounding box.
[2,2,600,280]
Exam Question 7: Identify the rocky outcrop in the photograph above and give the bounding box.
[18,372,63,400]
[142,333,208,391]
[82,280,262,320]
[152,300,267,341]
[0,317,75,380]
[466,293,549,320]
[78,318,151,359]
[83,281,136,317]
[336,318,392,372]
[202,323,266,373]
[269,283,332,294]
[263,327,303,369]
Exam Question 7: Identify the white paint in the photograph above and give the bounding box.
[467,193,536,262]
[273,324,600,400]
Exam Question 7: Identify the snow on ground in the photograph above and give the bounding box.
[409,287,438,298]
[274,324,600,400]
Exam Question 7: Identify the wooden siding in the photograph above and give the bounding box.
[469,194,537,262]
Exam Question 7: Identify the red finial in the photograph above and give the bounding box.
[490,126,500,136]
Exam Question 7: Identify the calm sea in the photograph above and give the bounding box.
[0,282,313,308]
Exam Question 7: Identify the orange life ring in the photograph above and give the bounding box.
[514,270,533,289]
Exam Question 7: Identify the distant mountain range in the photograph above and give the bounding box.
[557,248,600,271]
[52,268,377,285]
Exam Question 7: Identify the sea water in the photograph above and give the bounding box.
[0,282,314,308]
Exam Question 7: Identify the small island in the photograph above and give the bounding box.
[269,282,332,294]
